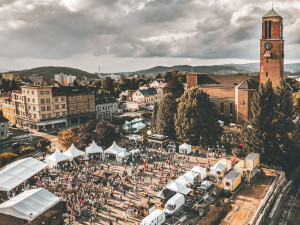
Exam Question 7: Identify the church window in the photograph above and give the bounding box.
[266,72,268,77]
[230,103,233,114]
[264,21,268,39]
[242,100,245,105]
[221,103,224,114]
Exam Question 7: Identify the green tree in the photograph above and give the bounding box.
[175,86,222,146]
[242,80,277,164]
[163,72,173,83]
[58,129,79,149]
[103,77,114,94]
[77,121,96,148]
[151,102,158,131]
[164,76,184,99]
[73,79,78,87]
[156,93,177,140]
[95,120,119,148]
[37,139,51,152]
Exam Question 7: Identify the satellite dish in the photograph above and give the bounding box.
[147,130,152,135]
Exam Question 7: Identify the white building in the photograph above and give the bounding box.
[95,93,118,121]
[0,114,9,141]
[54,73,76,86]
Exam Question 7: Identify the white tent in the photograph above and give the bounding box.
[183,171,199,181]
[85,141,103,156]
[191,166,207,180]
[210,162,227,174]
[63,144,85,160]
[132,122,146,132]
[0,188,60,220]
[179,143,192,155]
[117,151,130,158]
[131,118,142,123]
[130,149,141,155]
[45,148,70,168]
[166,181,191,195]
[0,157,47,192]
[129,134,141,141]
[104,141,126,155]
[176,175,194,185]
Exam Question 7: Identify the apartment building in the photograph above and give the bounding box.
[132,87,163,107]
[54,73,76,86]
[53,86,96,125]
[2,73,20,81]
[0,113,9,141]
[95,93,118,121]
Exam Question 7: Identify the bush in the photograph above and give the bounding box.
[37,139,51,152]
[19,146,36,155]
[232,147,246,158]
[141,111,152,120]
[0,152,18,167]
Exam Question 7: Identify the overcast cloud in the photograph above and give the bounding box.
[0,0,299,72]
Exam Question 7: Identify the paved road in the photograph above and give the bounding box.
[286,187,300,225]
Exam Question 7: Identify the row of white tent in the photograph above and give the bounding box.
[160,166,207,196]
[45,141,137,167]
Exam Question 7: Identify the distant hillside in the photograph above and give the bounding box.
[128,63,300,76]
[8,66,98,80]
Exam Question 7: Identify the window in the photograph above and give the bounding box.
[71,110,75,115]
[230,103,233,115]
[41,99,45,104]
[77,109,81,114]
[77,103,81,106]
[29,106,31,110]
[242,100,245,105]
[61,97,65,101]
[47,113,51,118]
[27,98,30,102]
[33,106,36,111]
[1,131,4,136]
[83,102,86,106]
[47,106,51,111]
[32,91,34,94]
[34,114,36,119]
[83,109,87,113]
[90,95,93,99]
[91,108,94,112]
[42,114,46,119]
[71,103,74,108]
[41,107,45,111]
[76,96,80,100]
[70,97,73,100]
[266,58,268,63]
[62,111,66,117]
[32,99,35,103]
[62,104,66,109]
[46,98,50,103]
[40,91,44,95]
[225,181,230,187]
[27,90,29,94]
[221,103,224,114]
[82,95,86,99]
[264,21,268,39]
[90,102,94,105]
[55,105,59,109]
[54,97,58,102]
[266,72,268,77]
[56,112,60,118]
[45,91,49,95]
[269,21,271,38]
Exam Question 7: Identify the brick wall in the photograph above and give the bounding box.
[201,87,235,98]
[236,89,256,123]
[186,74,198,89]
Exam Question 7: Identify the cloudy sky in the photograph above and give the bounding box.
[0,0,300,73]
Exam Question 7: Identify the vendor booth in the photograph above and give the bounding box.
[179,143,192,155]
[45,149,70,168]
[191,166,207,180]
[85,141,104,158]
[166,181,191,195]
[63,144,85,160]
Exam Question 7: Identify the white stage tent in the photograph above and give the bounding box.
[117,151,130,158]
[132,122,146,133]
[191,166,207,180]
[63,144,85,160]
[128,134,142,141]
[210,163,227,174]
[176,175,194,185]
[183,171,199,181]
[130,149,141,155]
[85,141,103,156]
[179,143,192,155]
[166,181,191,195]
[0,188,60,220]
[0,157,47,192]
[45,148,70,168]
[104,141,126,155]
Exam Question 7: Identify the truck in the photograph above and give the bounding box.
[140,209,165,225]
[163,193,185,216]
[201,181,213,190]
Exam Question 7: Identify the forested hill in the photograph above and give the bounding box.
[8,66,98,79]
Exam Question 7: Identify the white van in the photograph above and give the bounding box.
[163,193,185,216]
[140,209,165,225]
[201,181,213,190]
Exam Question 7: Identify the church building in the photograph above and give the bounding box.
[186,9,284,123]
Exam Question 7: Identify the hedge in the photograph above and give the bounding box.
[0,152,18,167]
[19,146,36,155]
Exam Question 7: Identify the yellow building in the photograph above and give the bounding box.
[2,99,16,124]
[223,171,241,192]
[2,73,20,81]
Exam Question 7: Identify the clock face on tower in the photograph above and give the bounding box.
[264,42,273,50]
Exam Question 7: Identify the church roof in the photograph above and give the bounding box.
[237,79,259,90]
[263,9,282,18]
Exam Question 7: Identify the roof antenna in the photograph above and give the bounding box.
[272,2,273,9]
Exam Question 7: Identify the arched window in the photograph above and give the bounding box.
[268,21,272,38]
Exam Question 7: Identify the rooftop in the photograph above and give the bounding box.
[138,88,157,97]
[245,152,260,161]
[263,9,282,18]
[224,171,241,181]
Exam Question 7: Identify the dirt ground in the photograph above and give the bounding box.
[220,170,274,225]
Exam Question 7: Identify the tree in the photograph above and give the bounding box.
[242,80,277,163]
[163,72,173,83]
[175,86,222,146]
[103,77,114,94]
[164,76,184,99]
[95,120,119,148]
[155,73,162,79]
[151,102,158,131]
[37,139,51,152]
[10,79,18,90]
[141,111,152,120]
[73,79,78,87]
[58,129,79,149]
[77,121,96,148]
[156,93,177,140]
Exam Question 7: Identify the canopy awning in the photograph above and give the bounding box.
[117,151,130,158]
[176,175,194,185]
[0,157,47,192]
[130,149,141,155]
[191,166,206,179]
[104,141,126,155]
[35,118,67,126]
[154,188,176,200]
[0,188,60,220]
[45,148,70,168]
[166,181,191,195]
[85,141,103,155]
[63,144,85,159]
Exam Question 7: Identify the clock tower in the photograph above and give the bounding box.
[260,9,284,86]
